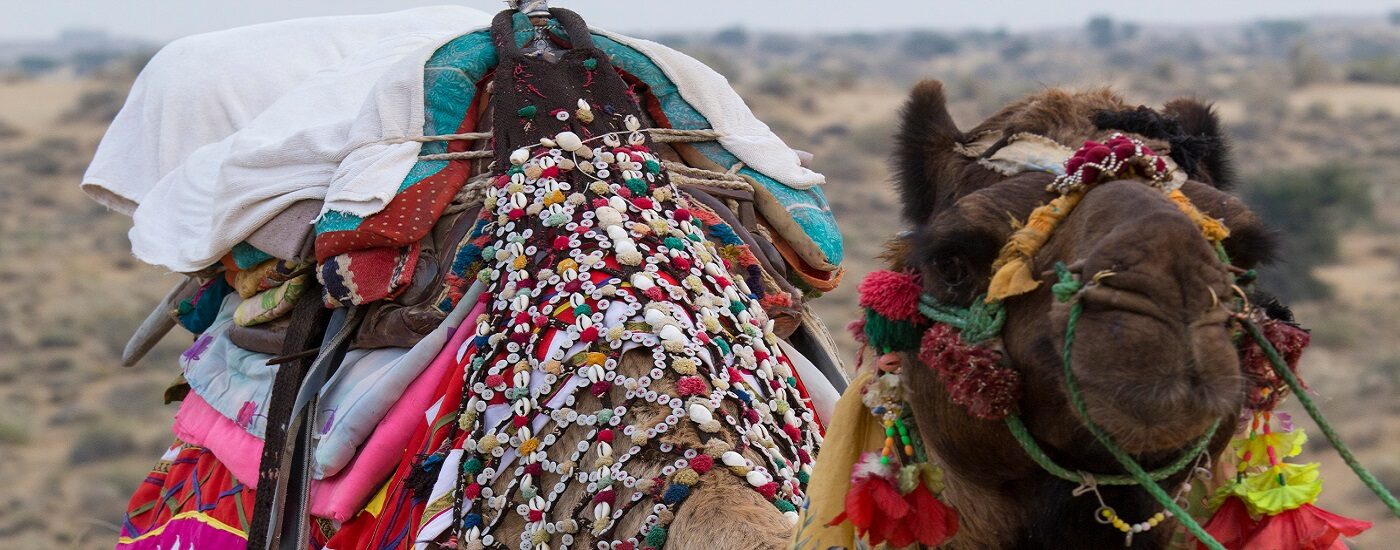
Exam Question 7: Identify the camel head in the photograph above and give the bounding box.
[889,81,1278,546]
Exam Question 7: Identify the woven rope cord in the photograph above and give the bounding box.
[418,150,494,161]
[388,131,494,144]
[662,160,754,192]
[918,294,1005,344]
[1240,319,1400,518]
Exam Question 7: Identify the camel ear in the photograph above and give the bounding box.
[894,80,965,225]
[1162,98,1235,189]
[908,173,1053,305]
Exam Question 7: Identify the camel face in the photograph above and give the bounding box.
[890,81,1278,547]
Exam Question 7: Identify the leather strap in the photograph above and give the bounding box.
[246,285,330,550]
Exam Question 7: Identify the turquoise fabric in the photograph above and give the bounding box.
[315,16,842,265]
[230,241,272,270]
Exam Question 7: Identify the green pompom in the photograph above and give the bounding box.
[462,457,484,474]
[863,308,922,353]
[583,58,599,70]
[663,236,685,250]
[796,470,810,484]
[518,105,538,118]
[626,178,649,196]
[644,525,668,548]
[645,159,661,174]
[773,498,796,513]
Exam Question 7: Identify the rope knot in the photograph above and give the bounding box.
[918,294,1006,344]
[1051,262,1083,304]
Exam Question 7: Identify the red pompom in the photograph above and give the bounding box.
[590,381,611,397]
[634,197,654,210]
[857,270,925,322]
[676,376,708,396]
[592,488,617,505]
[782,423,802,441]
[554,236,571,250]
[1240,319,1312,410]
[528,509,544,522]
[756,481,779,500]
[485,374,506,389]
[673,209,691,221]
[579,326,600,343]
[689,454,713,474]
[918,324,1021,420]
[1084,143,1111,164]
[1065,156,1084,175]
[597,428,614,443]
[1080,166,1101,184]
[1111,140,1136,160]
[464,482,482,499]
[672,257,691,271]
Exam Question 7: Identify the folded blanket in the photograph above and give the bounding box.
[82,7,831,273]
[232,258,306,299]
[173,290,483,521]
[233,272,310,326]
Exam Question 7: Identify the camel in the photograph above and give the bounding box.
[806,81,1285,550]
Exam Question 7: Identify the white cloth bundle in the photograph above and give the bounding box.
[83,6,823,273]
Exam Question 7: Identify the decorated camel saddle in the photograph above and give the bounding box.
[86,5,845,550]
[799,82,1394,549]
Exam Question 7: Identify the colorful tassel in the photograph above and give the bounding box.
[829,453,958,548]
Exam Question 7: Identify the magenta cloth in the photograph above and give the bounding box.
[171,299,484,521]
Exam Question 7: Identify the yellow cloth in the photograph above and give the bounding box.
[1167,189,1231,243]
[985,189,1229,303]
[986,192,1083,302]
[792,368,885,549]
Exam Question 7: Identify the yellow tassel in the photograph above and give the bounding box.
[986,192,1082,302]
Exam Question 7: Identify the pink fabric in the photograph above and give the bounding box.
[171,299,487,521]
[173,392,265,486]
[308,298,483,521]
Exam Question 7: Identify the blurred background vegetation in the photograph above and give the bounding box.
[0,9,1398,548]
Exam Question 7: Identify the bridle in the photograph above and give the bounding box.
[912,133,1399,548]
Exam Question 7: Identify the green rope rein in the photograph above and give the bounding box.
[1240,319,1400,518]
[1046,264,1227,550]
[919,293,1005,344]
[1002,415,1217,487]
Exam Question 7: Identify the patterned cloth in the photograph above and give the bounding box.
[116,442,259,549]
[118,441,333,549]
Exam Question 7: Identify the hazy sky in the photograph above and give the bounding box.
[4,1,1397,42]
